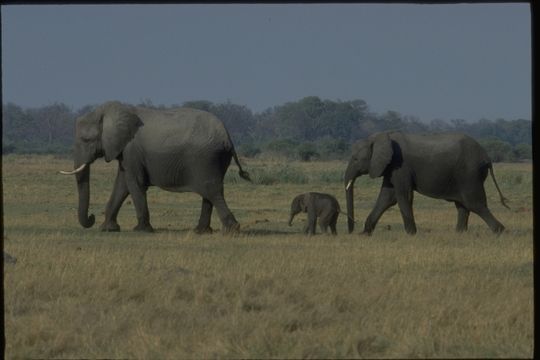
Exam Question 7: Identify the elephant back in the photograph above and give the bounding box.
[134,106,232,152]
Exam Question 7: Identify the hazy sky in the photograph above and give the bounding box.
[1,4,531,122]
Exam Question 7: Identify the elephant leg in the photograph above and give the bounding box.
[462,187,504,234]
[208,192,240,233]
[125,173,154,232]
[455,202,470,232]
[194,198,214,234]
[101,167,129,232]
[319,209,337,234]
[396,189,416,235]
[363,184,397,235]
[330,213,338,235]
[319,221,328,234]
[470,206,505,234]
[319,210,334,234]
[306,205,318,236]
[307,216,317,236]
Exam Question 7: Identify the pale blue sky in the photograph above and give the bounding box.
[1,3,531,122]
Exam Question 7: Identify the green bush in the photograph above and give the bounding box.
[297,142,320,161]
[513,143,532,161]
[237,143,261,158]
[479,138,516,162]
[264,139,299,158]
[317,138,350,160]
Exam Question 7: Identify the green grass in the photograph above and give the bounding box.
[3,155,533,358]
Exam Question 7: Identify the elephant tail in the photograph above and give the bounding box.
[231,145,251,182]
[488,164,510,209]
[222,124,251,182]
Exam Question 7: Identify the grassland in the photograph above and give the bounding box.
[3,154,533,358]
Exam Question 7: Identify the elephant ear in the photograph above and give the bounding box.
[101,104,144,162]
[369,133,393,178]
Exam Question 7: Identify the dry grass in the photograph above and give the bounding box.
[3,155,533,358]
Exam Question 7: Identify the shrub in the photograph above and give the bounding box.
[479,138,515,162]
[513,143,532,161]
[297,142,320,162]
[238,143,261,158]
[317,137,350,160]
[264,139,299,159]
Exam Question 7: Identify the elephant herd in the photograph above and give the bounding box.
[60,101,509,236]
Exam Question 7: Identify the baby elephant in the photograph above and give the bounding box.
[288,192,341,235]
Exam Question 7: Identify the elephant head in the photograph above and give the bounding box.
[288,193,309,226]
[59,102,143,228]
[344,132,393,233]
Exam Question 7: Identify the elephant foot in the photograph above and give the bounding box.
[492,223,505,235]
[100,221,121,232]
[194,225,213,235]
[133,222,154,233]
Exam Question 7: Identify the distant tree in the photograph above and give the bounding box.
[76,104,98,117]
[513,143,532,160]
[26,103,74,146]
[317,137,349,160]
[137,98,157,109]
[251,107,277,142]
[210,101,254,143]
[182,100,213,112]
[429,118,453,132]
[378,110,404,130]
[2,102,33,144]
[402,115,429,133]
[479,137,515,162]
[1,98,531,159]
[237,142,261,158]
[297,142,320,161]
[265,139,299,158]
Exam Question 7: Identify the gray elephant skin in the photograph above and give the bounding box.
[289,192,341,235]
[344,131,508,235]
[60,101,250,233]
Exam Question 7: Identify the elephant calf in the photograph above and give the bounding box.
[288,192,341,235]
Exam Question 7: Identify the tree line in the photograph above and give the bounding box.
[2,96,531,162]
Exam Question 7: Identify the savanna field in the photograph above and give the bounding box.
[2,154,533,358]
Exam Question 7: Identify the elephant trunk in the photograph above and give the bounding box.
[76,163,95,228]
[344,166,357,233]
[346,184,355,233]
[288,213,295,226]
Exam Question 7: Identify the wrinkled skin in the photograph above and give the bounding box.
[289,192,341,235]
[344,131,508,235]
[65,101,250,233]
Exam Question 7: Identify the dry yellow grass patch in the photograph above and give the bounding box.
[3,155,533,358]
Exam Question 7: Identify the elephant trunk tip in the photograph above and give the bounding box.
[79,214,96,228]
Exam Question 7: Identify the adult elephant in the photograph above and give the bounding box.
[344,131,509,235]
[60,101,251,233]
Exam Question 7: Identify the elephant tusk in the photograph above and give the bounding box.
[59,163,87,175]
[346,180,353,190]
